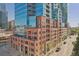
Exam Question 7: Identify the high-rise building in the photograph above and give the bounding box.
[60,3,68,27]
[0,4,8,29]
[52,3,68,28]
[11,3,68,56]
[14,3,52,36]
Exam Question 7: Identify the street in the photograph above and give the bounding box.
[52,35,77,56]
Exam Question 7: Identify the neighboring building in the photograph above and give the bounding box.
[11,3,68,56]
[8,20,15,31]
[0,29,13,43]
[0,4,8,30]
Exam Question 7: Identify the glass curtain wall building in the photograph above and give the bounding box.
[15,3,51,36]
[15,3,52,27]
[11,3,68,56]
[52,3,67,27]
[0,4,8,29]
[15,3,67,36]
[61,3,68,27]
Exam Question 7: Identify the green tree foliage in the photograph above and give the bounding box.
[78,33,79,36]
[70,28,79,35]
[73,34,79,56]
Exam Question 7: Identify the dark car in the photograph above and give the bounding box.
[55,48,60,52]
[63,42,66,44]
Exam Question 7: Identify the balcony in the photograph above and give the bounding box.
[46,5,50,9]
[46,14,50,17]
[28,31,31,34]
[46,9,50,13]
[46,39,50,41]
[46,25,50,28]
[28,36,32,40]
[46,19,50,23]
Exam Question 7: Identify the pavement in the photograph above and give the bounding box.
[52,35,77,56]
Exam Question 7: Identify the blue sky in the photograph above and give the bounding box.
[6,3,79,27]
[6,3,15,21]
[68,3,79,27]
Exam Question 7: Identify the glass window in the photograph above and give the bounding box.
[36,3,43,16]
[15,10,27,26]
[15,26,25,36]
[15,3,26,10]
[28,16,36,27]
[15,9,27,15]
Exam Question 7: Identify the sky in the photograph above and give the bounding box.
[6,3,79,27]
[68,3,79,27]
[6,3,15,21]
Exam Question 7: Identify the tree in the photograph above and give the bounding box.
[78,33,79,36]
[72,35,79,56]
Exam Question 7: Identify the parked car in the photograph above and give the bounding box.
[63,42,66,44]
[55,48,60,52]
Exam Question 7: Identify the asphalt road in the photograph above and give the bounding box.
[52,35,77,56]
